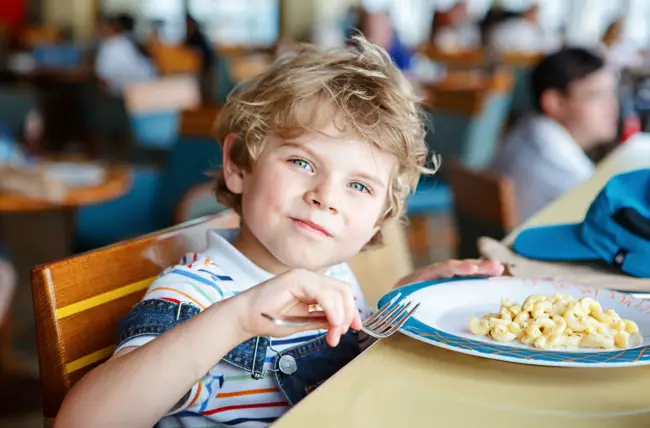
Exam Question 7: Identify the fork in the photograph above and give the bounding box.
[261,293,420,339]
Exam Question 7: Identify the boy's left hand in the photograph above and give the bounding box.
[395,259,504,288]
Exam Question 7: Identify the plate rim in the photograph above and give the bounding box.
[380,276,650,368]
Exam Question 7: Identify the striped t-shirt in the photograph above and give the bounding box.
[116,229,373,427]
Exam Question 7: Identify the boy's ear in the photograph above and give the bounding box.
[222,132,245,195]
[363,225,383,251]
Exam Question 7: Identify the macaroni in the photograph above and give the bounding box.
[468,294,642,350]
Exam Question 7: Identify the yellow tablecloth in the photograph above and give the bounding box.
[274,135,650,428]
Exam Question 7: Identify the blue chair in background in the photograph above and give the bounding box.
[75,109,223,251]
[129,111,181,150]
[124,76,202,152]
[406,69,514,261]
[423,78,513,169]
[213,56,237,105]
[500,52,542,120]
[0,87,39,137]
[33,44,83,69]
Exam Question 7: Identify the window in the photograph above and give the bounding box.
[101,0,279,46]
[188,0,279,46]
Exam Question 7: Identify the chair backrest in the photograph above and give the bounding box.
[20,26,62,47]
[448,160,517,258]
[150,43,203,75]
[33,212,412,422]
[421,45,486,70]
[32,44,83,69]
[124,76,202,150]
[425,68,513,169]
[154,106,223,227]
[499,51,543,117]
[0,86,38,136]
[124,76,201,115]
[179,106,221,138]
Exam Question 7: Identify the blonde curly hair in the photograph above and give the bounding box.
[214,35,437,247]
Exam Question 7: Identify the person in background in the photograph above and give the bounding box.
[94,15,157,96]
[600,19,643,71]
[487,3,557,54]
[115,13,153,61]
[430,2,481,52]
[184,15,215,102]
[355,9,413,72]
[492,48,619,224]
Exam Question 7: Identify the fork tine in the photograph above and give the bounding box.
[364,297,407,330]
[375,302,420,337]
[370,301,413,334]
[361,327,387,339]
[362,301,420,338]
[363,293,402,326]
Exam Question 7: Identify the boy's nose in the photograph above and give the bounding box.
[305,187,339,214]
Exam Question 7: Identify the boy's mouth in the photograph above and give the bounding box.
[289,217,333,238]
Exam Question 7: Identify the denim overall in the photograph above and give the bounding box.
[117,299,362,406]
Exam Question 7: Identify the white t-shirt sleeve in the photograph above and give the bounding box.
[115,252,238,413]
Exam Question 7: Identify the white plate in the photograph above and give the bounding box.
[378,276,650,368]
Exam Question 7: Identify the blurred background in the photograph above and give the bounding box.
[1,0,650,425]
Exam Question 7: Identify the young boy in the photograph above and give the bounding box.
[56,36,503,428]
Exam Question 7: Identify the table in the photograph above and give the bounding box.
[274,134,650,428]
[0,163,131,264]
[0,165,130,212]
[0,160,131,264]
[0,163,130,372]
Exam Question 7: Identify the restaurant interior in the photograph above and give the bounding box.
[1,0,650,426]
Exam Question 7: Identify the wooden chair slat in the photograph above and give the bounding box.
[448,160,517,258]
[57,292,146,364]
[179,106,222,139]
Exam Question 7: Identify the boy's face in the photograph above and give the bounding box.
[224,123,397,272]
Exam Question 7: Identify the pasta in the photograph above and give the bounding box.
[468,294,642,350]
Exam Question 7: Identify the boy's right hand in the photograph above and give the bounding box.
[231,269,362,347]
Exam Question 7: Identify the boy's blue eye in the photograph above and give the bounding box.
[349,182,370,193]
[290,159,313,171]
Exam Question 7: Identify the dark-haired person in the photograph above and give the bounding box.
[95,15,157,95]
[184,15,215,102]
[492,48,619,224]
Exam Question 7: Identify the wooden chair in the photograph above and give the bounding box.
[499,51,544,118]
[123,76,202,150]
[19,26,62,48]
[150,44,203,75]
[406,68,513,262]
[179,105,222,138]
[33,211,412,426]
[423,67,514,168]
[419,44,487,70]
[448,160,517,259]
